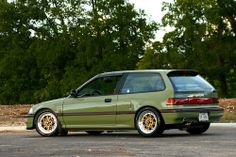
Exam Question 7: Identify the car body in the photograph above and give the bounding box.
[26,69,223,137]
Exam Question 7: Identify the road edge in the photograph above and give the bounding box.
[0,123,236,132]
[210,123,236,127]
[0,126,27,132]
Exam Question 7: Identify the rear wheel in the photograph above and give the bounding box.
[135,107,164,137]
[35,110,60,137]
[186,123,210,135]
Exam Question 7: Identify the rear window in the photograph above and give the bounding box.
[169,74,215,92]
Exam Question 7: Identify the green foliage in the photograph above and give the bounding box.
[2,0,235,103]
[138,0,236,98]
[0,0,157,104]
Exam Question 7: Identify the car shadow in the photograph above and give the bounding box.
[26,130,222,139]
[64,130,219,138]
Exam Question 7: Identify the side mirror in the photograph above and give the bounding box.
[70,89,77,97]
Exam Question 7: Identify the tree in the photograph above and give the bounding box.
[0,0,157,104]
[138,0,236,97]
[60,0,157,95]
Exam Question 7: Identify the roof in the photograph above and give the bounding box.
[98,69,197,76]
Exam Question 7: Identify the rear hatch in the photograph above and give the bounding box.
[166,70,219,108]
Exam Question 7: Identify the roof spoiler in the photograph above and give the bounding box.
[167,70,198,77]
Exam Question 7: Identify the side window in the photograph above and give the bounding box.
[78,75,122,97]
[121,73,165,94]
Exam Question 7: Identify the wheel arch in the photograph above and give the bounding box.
[33,108,59,128]
[134,105,166,128]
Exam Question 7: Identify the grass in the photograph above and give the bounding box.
[219,99,236,122]
[221,111,236,122]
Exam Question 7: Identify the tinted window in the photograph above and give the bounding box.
[121,73,165,94]
[169,75,215,92]
[78,76,122,97]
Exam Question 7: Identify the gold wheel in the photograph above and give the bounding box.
[37,112,58,135]
[142,113,157,130]
[137,108,163,136]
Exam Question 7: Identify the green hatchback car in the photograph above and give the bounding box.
[26,69,223,137]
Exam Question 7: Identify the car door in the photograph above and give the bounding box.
[62,74,122,129]
[116,72,167,127]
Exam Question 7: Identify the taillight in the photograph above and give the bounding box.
[166,98,219,105]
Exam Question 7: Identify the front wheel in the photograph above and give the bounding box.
[186,123,210,135]
[35,110,60,137]
[135,107,164,137]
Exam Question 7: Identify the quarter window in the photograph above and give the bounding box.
[121,73,165,94]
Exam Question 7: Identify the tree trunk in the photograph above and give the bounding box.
[219,72,228,97]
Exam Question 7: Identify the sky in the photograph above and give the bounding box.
[129,0,173,41]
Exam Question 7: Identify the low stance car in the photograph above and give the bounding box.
[26,70,223,137]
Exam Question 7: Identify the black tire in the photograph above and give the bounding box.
[86,131,103,135]
[34,110,60,137]
[135,107,164,137]
[186,123,210,135]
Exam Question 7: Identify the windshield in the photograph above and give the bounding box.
[169,75,215,92]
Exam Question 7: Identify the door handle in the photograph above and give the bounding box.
[104,98,112,103]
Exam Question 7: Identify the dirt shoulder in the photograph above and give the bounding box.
[0,99,236,126]
[0,105,32,126]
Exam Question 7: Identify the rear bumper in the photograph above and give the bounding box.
[161,107,224,124]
